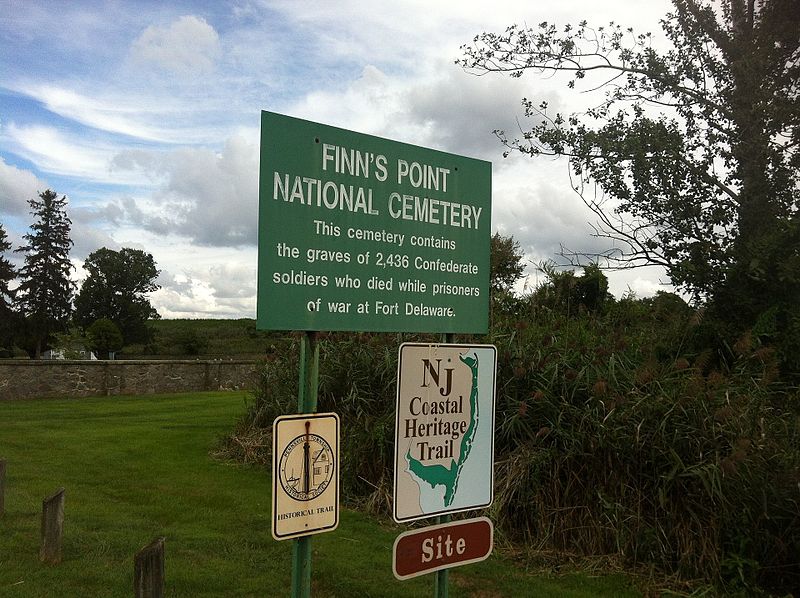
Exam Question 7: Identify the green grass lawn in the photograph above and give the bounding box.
[0,392,641,597]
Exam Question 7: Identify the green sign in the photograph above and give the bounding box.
[257,111,491,333]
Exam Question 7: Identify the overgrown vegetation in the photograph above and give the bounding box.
[488,291,800,595]
[223,267,800,595]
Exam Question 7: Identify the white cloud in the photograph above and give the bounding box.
[68,218,120,262]
[110,134,259,246]
[606,267,674,298]
[147,249,258,319]
[4,123,150,185]
[287,62,537,162]
[12,84,179,143]
[0,157,49,217]
[129,15,221,77]
[5,80,244,146]
[401,66,557,160]
[150,280,216,318]
[208,262,256,300]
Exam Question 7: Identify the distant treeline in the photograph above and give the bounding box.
[122,318,288,358]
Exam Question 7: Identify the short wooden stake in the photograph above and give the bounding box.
[40,487,65,564]
[134,537,165,598]
[0,459,6,517]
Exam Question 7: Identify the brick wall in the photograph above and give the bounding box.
[0,359,260,400]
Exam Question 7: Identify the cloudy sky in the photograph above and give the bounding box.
[1,0,676,319]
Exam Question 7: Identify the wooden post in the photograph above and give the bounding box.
[0,459,6,517]
[40,487,65,564]
[134,537,166,598]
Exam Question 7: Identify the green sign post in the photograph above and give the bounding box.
[257,111,491,334]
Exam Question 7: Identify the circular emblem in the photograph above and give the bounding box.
[279,433,335,501]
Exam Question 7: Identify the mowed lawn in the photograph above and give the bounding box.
[0,392,640,597]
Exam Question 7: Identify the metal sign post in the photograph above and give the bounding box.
[292,331,319,598]
[437,331,453,598]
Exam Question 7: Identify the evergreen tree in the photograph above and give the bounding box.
[0,223,18,356]
[15,190,76,358]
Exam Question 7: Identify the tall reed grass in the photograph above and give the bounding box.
[223,295,799,594]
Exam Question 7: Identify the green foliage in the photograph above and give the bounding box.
[223,332,422,511]
[316,333,407,511]
[459,2,800,376]
[0,223,18,356]
[74,247,160,345]
[14,190,75,357]
[460,4,799,297]
[487,299,799,594]
[490,232,526,295]
[86,318,124,359]
[176,327,207,356]
[0,222,14,310]
[531,262,612,316]
[49,326,89,359]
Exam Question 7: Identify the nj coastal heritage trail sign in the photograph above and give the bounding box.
[393,343,497,523]
[257,110,491,335]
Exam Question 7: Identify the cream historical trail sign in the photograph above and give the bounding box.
[272,413,340,541]
[393,343,496,523]
[257,111,491,333]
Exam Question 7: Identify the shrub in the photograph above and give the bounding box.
[86,318,123,359]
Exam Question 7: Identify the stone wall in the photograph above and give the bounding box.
[0,359,261,400]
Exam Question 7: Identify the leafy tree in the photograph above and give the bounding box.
[460,1,800,371]
[86,318,124,360]
[74,247,161,345]
[533,261,611,316]
[15,190,75,358]
[490,232,526,295]
[0,223,19,356]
